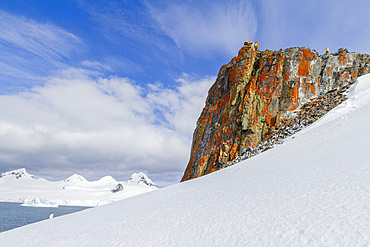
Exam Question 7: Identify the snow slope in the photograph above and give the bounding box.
[0,170,157,207]
[0,75,369,246]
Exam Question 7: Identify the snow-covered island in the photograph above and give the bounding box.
[0,168,158,207]
[0,75,369,245]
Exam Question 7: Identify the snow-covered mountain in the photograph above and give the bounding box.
[63,174,88,183]
[0,168,34,179]
[128,172,158,187]
[0,74,369,246]
[0,169,157,207]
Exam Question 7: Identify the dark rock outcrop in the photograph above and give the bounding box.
[0,168,34,179]
[181,42,370,181]
[112,183,124,193]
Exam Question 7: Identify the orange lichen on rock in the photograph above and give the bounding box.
[230,143,239,160]
[327,66,333,77]
[297,49,314,77]
[339,54,348,65]
[287,86,299,111]
[180,42,370,182]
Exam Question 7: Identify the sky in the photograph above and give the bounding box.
[0,0,369,185]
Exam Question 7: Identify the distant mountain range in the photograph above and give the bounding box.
[0,168,157,207]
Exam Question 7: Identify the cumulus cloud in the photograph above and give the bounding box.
[147,0,257,57]
[0,68,214,184]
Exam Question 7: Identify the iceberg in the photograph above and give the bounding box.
[21,196,58,208]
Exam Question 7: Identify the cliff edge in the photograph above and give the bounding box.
[182,41,370,181]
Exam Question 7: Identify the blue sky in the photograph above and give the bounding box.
[0,0,369,185]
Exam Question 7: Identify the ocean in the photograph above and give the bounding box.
[0,202,90,233]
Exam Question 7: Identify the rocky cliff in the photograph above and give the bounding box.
[181,41,370,182]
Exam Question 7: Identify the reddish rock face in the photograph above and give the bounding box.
[181,42,370,182]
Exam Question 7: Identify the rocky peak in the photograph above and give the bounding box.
[181,42,370,182]
[112,183,124,193]
[0,168,34,179]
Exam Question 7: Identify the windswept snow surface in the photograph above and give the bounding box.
[0,170,157,207]
[1,75,370,246]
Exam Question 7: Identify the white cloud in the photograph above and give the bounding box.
[147,0,257,57]
[75,1,178,73]
[0,11,82,63]
[147,74,215,135]
[81,61,113,72]
[0,69,214,184]
[0,11,84,89]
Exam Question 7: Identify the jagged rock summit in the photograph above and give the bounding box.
[182,41,370,181]
[0,168,34,179]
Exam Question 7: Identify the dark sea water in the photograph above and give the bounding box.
[0,202,90,233]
